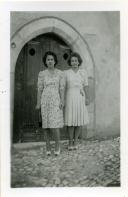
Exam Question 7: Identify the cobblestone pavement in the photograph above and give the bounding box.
[11,137,120,187]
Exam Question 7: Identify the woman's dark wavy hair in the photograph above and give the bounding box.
[68,52,83,66]
[43,51,58,67]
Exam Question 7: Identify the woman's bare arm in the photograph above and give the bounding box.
[36,89,42,109]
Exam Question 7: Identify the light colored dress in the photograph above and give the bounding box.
[64,69,89,126]
[37,69,64,128]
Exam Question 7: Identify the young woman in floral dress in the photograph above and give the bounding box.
[36,51,65,156]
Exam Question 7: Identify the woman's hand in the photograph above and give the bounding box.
[80,89,84,96]
[35,104,41,110]
[59,100,64,109]
[85,98,90,106]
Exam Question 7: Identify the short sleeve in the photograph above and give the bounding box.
[59,70,66,90]
[37,71,44,91]
[80,69,88,87]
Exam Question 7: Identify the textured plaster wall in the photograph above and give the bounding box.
[11,12,120,136]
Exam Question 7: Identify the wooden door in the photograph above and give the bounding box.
[13,41,42,142]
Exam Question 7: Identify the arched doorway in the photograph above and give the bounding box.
[11,17,95,142]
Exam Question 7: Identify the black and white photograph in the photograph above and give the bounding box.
[10,10,120,187]
[0,1,128,197]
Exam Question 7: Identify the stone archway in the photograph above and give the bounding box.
[11,16,95,141]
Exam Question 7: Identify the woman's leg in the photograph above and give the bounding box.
[68,126,74,148]
[79,126,88,144]
[74,126,82,147]
[44,128,51,152]
[52,128,60,152]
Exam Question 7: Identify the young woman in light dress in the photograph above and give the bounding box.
[64,52,90,150]
[36,51,64,156]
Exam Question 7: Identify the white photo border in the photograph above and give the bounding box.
[0,1,128,197]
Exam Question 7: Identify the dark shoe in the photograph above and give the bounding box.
[54,148,60,156]
[73,145,78,150]
[46,150,51,156]
[68,146,74,151]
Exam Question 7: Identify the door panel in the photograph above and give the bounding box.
[25,41,42,125]
[13,48,23,142]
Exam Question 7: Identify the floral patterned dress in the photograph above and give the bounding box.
[64,69,89,126]
[37,69,64,128]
